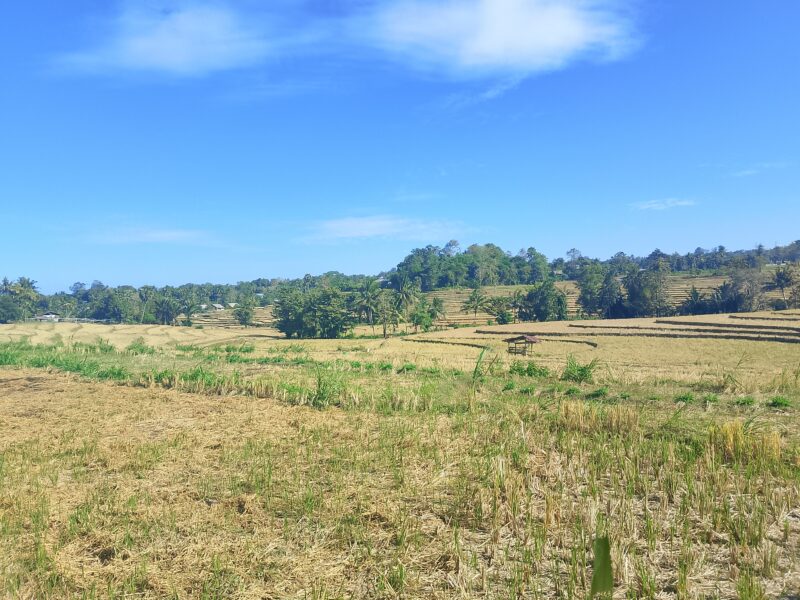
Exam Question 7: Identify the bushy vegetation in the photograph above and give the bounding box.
[561,355,599,383]
[2,241,799,330]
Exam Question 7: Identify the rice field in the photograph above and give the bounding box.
[1,312,800,598]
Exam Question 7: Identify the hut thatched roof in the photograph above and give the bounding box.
[504,335,541,344]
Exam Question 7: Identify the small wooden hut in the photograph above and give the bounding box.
[504,335,540,356]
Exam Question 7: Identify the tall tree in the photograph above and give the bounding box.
[577,262,606,316]
[393,275,419,319]
[518,281,567,322]
[376,290,401,339]
[355,279,381,329]
[461,287,488,318]
[153,296,179,325]
[773,264,796,304]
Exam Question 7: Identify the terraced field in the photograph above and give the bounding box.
[417,310,800,389]
[427,275,786,326]
[188,306,275,328]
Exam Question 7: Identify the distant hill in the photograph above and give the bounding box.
[425,274,785,326]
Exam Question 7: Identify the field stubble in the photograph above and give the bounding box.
[1,317,800,598]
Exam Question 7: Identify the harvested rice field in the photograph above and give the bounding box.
[1,313,800,598]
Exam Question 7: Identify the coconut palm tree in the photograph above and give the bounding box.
[355,279,381,331]
[429,297,445,328]
[394,275,419,320]
[461,287,487,319]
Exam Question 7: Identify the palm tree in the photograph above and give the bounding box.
[355,279,381,331]
[394,275,419,320]
[182,302,200,326]
[461,287,487,319]
[11,277,39,318]
[153,296,179,325]
[376,290,401,339]
[138,285,157,324]
[429,297,445,328]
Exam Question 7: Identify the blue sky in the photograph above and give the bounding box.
[1,1,798,293]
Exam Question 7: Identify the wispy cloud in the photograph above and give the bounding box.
[89,227,211,245]
[303,215,463,243]
[361,0,638,79]
[630,198,695,211]
[57,5,274,76]
[56,0,640,88]
[730,161,789,178]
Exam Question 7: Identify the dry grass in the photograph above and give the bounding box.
[2,315,800,598]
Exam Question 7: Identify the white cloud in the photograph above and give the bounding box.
[58,5,272,76]
[730,161,789,178]
[89,227,210,245]
[631,198,695,211]
[361,0,637,78]
[57,1,639,83]
[305,215,463,242]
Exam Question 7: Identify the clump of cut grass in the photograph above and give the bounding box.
[509,360,550,378]
[766,395,792,409]
[585,386,609,400]
[309,368,345,408]
[224,343,255,354]
[733,395,756,407]
[561,355,598,383]
[396,363,417,374]
[268,344,307,354]
[125,337,156,356]
[674,392,695,404]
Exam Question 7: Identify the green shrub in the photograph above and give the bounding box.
[310,369,344,408]
[396,363,417,374]
[503,381,516,391]
[734,396,755,407]
[674,392,695,404]
[226,353,255,364]
[767,396,792,409]
[126,337,156,356]
[420,366,442,376]
[702,393,719,404]
[561,355,598,383]
[586,386,609,400]
[510,361,550,378]
[97,366,130,381]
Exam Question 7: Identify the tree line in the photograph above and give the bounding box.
[2,240,799,333]
[390,240,800,291]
